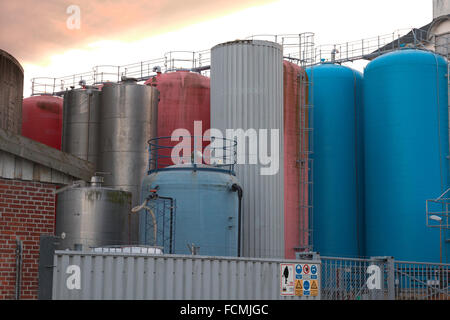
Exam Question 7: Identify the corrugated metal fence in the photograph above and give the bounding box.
[51,251,450,300]
[52,251,321,300]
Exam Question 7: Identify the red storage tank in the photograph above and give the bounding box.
[145,70,210,168]
[283,61,309,259]
[22,95,63,149]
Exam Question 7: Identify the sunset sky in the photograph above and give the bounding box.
[0,0,433,96]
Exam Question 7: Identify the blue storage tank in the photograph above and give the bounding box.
[306,63,364,258]
[140,164,241,256]
[364,49,449,263]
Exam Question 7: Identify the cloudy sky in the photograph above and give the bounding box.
[0,0,433,96]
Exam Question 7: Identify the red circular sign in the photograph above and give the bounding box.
[303,264,310,274]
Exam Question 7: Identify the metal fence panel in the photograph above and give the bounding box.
[52,251,321,300]
[395,261,450,300]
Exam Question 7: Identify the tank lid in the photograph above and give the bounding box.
[211,39,282,51]
[121,76,138,83]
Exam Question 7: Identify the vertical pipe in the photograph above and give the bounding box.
[15,239,23,300]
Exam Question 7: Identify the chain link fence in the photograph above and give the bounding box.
[320,256,449,300]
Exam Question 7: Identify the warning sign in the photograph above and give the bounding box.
[311,279,318,290]
[280,264,295,296]
[303,264,310,274]
[282,262,320,297]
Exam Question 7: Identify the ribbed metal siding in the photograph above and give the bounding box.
[52,252,320,300]
[0,49,23,134]
[210,40,284,259]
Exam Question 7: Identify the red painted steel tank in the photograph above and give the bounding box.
[22,95,63,149]
[283,61,309,259]
[145,70,210,168]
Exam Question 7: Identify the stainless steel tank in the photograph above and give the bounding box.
[0,49,23,134]
[55,177,135,250]
[210,40,284,258]
[62,88,101,167]
[98,79,158,208]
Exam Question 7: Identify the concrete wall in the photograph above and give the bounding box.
[434,0,450,19]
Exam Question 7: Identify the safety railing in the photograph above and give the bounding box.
[147,136,237,175]
[31,27,439,95]
[313,28,431,64]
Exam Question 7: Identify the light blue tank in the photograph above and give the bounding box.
[364,49,449,263]
[306,63,365,258]
[140,164,241,256]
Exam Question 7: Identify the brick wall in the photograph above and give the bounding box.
[0,178,56,300]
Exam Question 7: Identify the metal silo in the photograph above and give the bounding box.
[144,70,210,169]
[211,40,284,258]
[62,88,101,165]
[55,176,134,250]
[364,49,449,263]
[0,49,23,134]
[98,79,158,209]
[305,63,364,258]
[22,95,63,149]
[283,60,309,259]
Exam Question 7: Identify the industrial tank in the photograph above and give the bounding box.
[0,49,23,134]
[306,63,364,258]
[22,95,63,149]
[364,49,449,262]
[144,70,210,169]
[98,78,158,209]
[55,177,135,250]
[62,87,101,166]
[140,164,241,257]
[283,60,309,259]
[211,40,284,258]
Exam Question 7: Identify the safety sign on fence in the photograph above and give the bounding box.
[280,263,320,297]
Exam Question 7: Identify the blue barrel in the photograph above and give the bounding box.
[140,164,241,256]
[306,63,364,258]
[364,49,449,262]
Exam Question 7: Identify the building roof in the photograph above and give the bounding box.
[367,15,450,60]
[0,128,94,183]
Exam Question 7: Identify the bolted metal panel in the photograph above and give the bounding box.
[38,235,59,300]
[211,40,284,259]
[62,88,101,167]
[0,49,23,135]
[52,251,321,300]
[55,186,135,250]
[98,81,158,207]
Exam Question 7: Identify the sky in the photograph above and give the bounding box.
[0,0,433,96]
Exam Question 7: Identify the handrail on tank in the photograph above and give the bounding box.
[147,136,237,175]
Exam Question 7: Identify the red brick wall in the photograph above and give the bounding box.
[0,178,56,300]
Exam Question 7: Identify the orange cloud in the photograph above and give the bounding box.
[0,0,274,65]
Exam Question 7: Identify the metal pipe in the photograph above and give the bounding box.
[15,238,22,300]
[231,183,243,257]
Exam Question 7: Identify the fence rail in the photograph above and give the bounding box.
[31,27,436,96]
[320,256,450,300]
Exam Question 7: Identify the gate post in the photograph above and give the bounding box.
[386,257,395,300]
